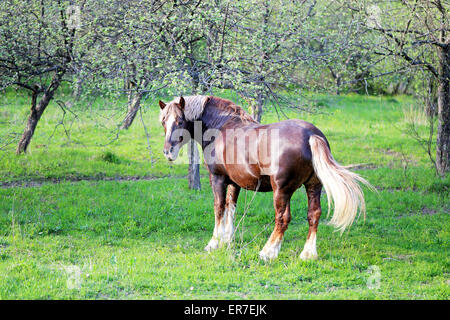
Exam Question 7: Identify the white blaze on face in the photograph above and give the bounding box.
[164,113,176,141]
[162,112,183,161]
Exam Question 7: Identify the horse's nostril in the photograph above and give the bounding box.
[170,146,174,153]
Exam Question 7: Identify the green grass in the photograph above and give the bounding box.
[0,89,448,299]
[0,90,432,182]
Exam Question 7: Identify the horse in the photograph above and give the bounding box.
[158,95,372,261]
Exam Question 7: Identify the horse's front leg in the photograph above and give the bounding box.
[205,174,227,252]
[222,183,240,245]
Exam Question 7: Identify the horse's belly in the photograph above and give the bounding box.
[227,169,273,192]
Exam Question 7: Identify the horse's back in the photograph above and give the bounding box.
[256,119,329,158]
[256,119,329,188]
[262,119,327,141]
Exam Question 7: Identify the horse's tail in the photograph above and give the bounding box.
[309,135,374,233]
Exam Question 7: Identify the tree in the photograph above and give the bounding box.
[0,0,83,154]
[86,0,209,189]
[343,0,449,176]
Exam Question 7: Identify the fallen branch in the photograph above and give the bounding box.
[342,163,377,170]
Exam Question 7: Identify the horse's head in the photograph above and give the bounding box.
[158,96,190,161]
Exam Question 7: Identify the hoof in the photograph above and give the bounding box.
[205,238,220,252]
[259,247,279,261]
[300,250,318,261]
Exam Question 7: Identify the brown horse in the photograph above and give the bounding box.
[158,95,371,261]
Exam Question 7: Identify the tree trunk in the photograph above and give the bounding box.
[187,79,202,190]
[436,44,450,177]
[73,76,83,100]
[16,91,41,154]
[16,73,63,154]
[252,97,263,123]
[188,139,201,190]
[328,66,341,95]
[251,0,270,123]
[335,75,341,95]
[252,75,265,122]
[121,91,144,130]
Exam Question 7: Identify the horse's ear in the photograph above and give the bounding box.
[179,96,185,110]
[159,100,166,110]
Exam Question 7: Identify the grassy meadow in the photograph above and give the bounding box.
[0,89,448,299]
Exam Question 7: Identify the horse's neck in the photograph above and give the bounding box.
[189,99,257,149]
[194,118,255,154]
[199,105,254,131]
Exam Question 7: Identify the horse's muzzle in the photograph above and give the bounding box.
[163,145,179,161]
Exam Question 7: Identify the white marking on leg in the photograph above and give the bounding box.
[205,194,238,252]
[300,232,318,260]
[222,203,235,244]
[205,223,220,251]
[217,208,227,239]
[259,233,283,261]
[205,209,227,252]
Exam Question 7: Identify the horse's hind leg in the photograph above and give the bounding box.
[300,178,322,260]
[259,189,292,261]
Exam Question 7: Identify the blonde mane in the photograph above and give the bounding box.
[159,95,258,129]
[159,95,209,122]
